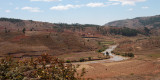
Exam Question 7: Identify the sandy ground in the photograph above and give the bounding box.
[75,48,160,80]
[76,59,160,80]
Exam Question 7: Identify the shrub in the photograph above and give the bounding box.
[22,28,26,34]
[66,60,71,63]
[128,53,134,57]
[97,46,107,53]
[0,53,87,80]
[121,52,134,57]
[79,58,85,62]
[111,51,114,53]
[115,53,120,55]
[97,49,103,52]
[97,55,102,60]
[88,57,92,61]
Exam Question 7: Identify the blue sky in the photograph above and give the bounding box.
[0,0,160,25]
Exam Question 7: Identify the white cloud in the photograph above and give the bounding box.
[30,0,61,2]
[22,7,43,12]
[110,2,120,5]
[105,2,120,6]
[50,2,121,11]
[50,4,83,10]
[86,2,120,7]
[86,3,106,7]
[128,8,133,11]
[109,0,146,5]
[5,10,11,13]
[142,6,149,9]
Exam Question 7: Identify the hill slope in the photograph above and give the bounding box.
[0,18,104,59]
[105,15,160,29]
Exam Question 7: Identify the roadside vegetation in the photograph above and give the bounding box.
[97,46,108,53]
[112,51,134,57]
[65,55,110,63]
[97,41,115,53]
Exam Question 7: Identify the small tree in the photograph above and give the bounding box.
[66,60,71,63]
[8,30,10,33]
[144,27,150,36]
[88,57,92,61]
[5,27,7,33]
[22,28,26,34]
[79,58,85,62]
[128,53,134,57]
[30,28,32,31]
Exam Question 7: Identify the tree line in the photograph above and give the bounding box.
[0,18,22,23]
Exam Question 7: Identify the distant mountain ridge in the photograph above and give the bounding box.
[105,15,160,29]
[0,17,105,37]
[0,18,100,31]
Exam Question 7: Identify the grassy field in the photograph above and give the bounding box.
[100,41,115,45]
[147,53,160,59]
[96,40,115,53]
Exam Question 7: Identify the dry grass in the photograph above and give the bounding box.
[76,58,160,79]
[0,31,99,58]
[58,51,107,62]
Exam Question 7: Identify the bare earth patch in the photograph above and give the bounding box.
[77,55,160,79]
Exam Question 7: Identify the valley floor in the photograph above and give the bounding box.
[76,48,160,80]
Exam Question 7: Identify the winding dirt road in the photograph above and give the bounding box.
[74,45,128,65]
[102,45,128,61]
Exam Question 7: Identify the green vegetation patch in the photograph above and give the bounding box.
[113,51,134,57]
[0,18,23,23]
[97,41,113,53]
[109,27,139,37]
[147,53,160,59]
[97,46,108,53]
[100,41,115,45]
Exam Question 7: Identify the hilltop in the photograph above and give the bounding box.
[105,15,160,29]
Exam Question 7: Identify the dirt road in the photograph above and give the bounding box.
[75,46,160,80]
[102,45,128,61]
[74,45,128,65]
